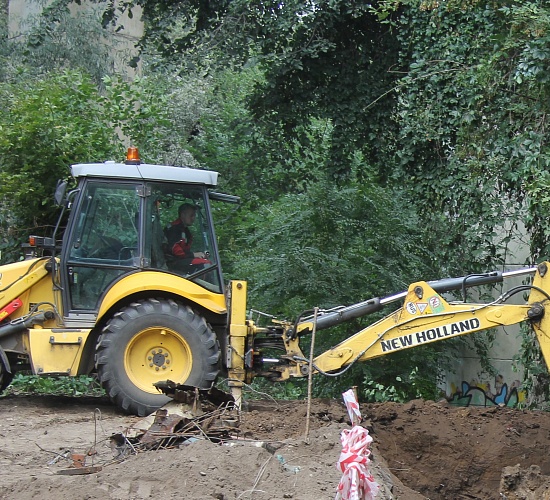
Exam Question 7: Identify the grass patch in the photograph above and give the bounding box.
[3,374,106,397]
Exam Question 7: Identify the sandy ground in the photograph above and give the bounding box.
[1,394,549,499]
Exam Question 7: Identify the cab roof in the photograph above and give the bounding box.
[71,161,219,187]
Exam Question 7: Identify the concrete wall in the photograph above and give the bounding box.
[443,222,531,407]
[9,0,46,37]
[8,0,143,77]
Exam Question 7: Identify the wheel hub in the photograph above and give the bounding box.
[148,348,171,371]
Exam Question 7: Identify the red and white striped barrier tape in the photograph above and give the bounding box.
[335,389,379,499]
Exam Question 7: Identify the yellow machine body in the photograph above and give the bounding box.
[0,259,57,321]
[0,264,227,377]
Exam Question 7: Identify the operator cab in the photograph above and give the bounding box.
[60,149,224,319]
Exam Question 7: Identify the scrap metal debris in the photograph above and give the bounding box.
[153,380,236,407]
[111,382,240,457]
[55,448,104,475]
[57,465,103,475]
[47,384,245,475]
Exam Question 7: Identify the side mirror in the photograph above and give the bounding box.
[54,180,68,206]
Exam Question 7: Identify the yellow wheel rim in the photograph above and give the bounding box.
[124,327,193,393]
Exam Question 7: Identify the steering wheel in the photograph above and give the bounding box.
[99,235,122,253]
[88,235,123,259]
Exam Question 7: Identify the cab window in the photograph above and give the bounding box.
[145,183,222,293]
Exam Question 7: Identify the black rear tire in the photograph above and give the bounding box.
[96,298,219,416]
[0,364,12,393]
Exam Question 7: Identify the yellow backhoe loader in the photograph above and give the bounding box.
[1,148,549,415]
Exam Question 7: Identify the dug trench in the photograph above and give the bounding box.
[0,393,549,499]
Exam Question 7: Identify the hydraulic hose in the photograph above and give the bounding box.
[0,311,55,340]
[296,267,538,334]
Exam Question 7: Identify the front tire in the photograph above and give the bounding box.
[96,298,220,416]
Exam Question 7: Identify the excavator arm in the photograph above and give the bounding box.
[227,262,550,394]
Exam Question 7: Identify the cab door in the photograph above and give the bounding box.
[62,180,141,314]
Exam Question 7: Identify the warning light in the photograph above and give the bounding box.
[28,235,55,247]
[125,147,141,165]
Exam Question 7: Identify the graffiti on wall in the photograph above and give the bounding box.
[447,375,524,407]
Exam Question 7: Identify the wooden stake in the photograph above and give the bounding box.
[304,307,319,443]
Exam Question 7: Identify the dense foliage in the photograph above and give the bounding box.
[2,0,550,401]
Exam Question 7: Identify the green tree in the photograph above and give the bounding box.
[228,158,449,396]
[127,1,402,181]
[101,72,210,165]
[389,2,550,272]
[0,70,120,260]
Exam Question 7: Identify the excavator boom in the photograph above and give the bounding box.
[226,262,550,395]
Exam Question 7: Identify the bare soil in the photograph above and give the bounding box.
[1,394,549,499]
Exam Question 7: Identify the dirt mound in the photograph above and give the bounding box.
[1,394,550,499]
[366,399,550,499]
